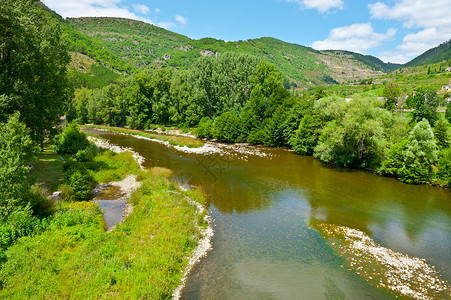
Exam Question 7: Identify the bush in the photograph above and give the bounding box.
[54,123,90,155]
[247,128,266,145]
[212,112,242,143]
[59,184,76,202]
[26,185,53,215]
[0,206,45,251]
[194,117,213,138]
[65,167,95,201]
[74,144,99,162]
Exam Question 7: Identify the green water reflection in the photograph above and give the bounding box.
[87,129,450,299]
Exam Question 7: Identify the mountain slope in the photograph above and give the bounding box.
[66,17,397,87]
[404,39,451,67]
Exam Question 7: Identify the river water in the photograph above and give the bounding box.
[87,129,451,299]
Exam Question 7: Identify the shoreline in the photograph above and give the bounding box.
[84,124,449,189]
[88,134,214,298]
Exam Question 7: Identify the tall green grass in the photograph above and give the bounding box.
[0,150,207,298]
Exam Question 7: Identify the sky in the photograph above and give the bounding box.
[42,0,451,64]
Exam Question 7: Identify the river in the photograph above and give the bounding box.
[86,129,451,299]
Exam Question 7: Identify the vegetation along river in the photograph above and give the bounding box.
[87,129,451,299]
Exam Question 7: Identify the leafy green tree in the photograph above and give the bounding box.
[399,119,438,184]
[445,100,451,123]
[0,113,40,219]
[435,148,451,186]
[194,117,213,138]
[0,0,72,146]
[383,83,400,111]
[434,118,450,149]
[314,96,391,168]
[290,114,323,155]
[406,88,439,125]
[212,112,242,142]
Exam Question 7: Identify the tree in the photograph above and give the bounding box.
[0,113,39,219]
[383,83,400,111]
[446,100,451,123]
[398,119,438,184]
[0,0,72,146]
[290,114,322,155]
[314,96,391,169]
[406,88,439,125]
[433,118,450,149]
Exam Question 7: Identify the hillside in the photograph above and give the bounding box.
[65,17,396,87]
[404,39,451,67]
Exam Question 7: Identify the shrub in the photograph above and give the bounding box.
[54,123,90,155]
[59,184,76,202]
[212,112,242,143]
[247,128,266,145]
[65,167,95,201]
[75,144,99,162]
[194,117,213,138]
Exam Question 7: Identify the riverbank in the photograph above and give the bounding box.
[0,136,212,298]
[82,124,204,149]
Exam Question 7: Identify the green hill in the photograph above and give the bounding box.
[404,39,451,67]
[65,17,397,87]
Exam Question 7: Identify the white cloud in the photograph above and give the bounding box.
[287,0,344,13]
[312,23,396,53]
[132,4,150,15]
[369,0,451,29]
[155,8,161,14]
[369,0,451,63]
[42,0,153,23]
[380,27,451,63]
[175,15,188,25]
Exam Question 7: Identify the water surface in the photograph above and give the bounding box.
[87,129,451,299]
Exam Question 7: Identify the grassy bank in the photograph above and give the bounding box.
[29,148,64,193]
[82,124,204,149]
[1,147,208,298]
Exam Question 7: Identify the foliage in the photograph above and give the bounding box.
[0,113,40,219]
[194,117,213,138]
[446,101,451,123]
[383,83,400,111]
[406,88,439,125]
[290,114,323,155]
[314,96,390,169]
[0,0,72,145]
[54,123,90,155]
[435,148,451,186]
[433,118,450,149]
[65,167,95,201]
[212,112,242,143]
[382,119,438,184]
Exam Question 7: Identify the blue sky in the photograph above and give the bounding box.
[42,0,451,63]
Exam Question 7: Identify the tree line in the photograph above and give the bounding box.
[68,52,451,187]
